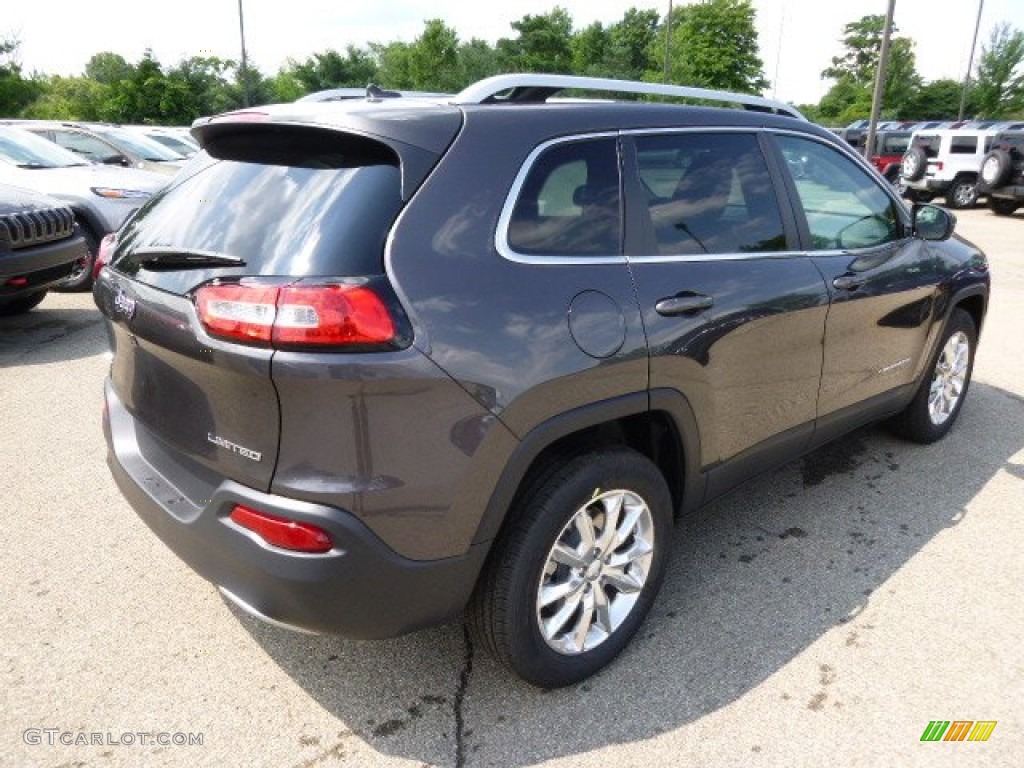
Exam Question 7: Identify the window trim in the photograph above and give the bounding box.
[495,131,625,266]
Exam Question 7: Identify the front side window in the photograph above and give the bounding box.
[507,138,620,257]
[632,132,786,256]
[52,130,118,162]
[776,135,903,251]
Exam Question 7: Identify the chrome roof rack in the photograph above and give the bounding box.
[453,74,806,120]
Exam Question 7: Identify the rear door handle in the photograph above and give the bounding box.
[655,293,714,316]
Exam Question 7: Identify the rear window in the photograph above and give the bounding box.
[112,129,402,293]
[913,135,940,158]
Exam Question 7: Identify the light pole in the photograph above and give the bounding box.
[958,0,985,120]
[663,0,674,83]
[864,0,896,161]
[237,0,251,107]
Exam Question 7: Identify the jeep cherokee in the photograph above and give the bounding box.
[95,75,990,687]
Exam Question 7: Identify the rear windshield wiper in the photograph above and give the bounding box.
[125,247,245,271]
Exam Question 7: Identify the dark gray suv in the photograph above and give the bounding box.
[95,75,990,687]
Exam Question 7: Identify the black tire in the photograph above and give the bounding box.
[902,147,927,181]
[945,177,978,209]
[989,198,1019,216]
[889,309,976,444]
[469,447,673,688]
[54,221,97,293]
[0,291,47,316]
[980,149,1012,187]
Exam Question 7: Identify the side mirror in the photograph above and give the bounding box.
[913,203,955,241]
[102,154,130,167]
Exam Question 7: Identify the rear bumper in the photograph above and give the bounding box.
[104,381,489,639]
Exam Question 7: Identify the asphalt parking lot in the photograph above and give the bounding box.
[2,207,1022,767]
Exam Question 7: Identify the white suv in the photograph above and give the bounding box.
[901,128,999,208]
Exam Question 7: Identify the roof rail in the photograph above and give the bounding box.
[452,74,806,120]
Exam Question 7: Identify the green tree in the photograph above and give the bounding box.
[819,14,921,118]
[84,52,133,85]
[903,78,971,120]
[606,8,659,81]
[653,0,769,93]
[288,46,378,92]
[373,42,414,89]
[408,20,461,91]
[0,37,42,116]
[972,23,1024,118]
[572,22,609,77]
[161,56,237,122]
[20,75,106,120]
[498,7,575,73]
[458,39,501,85]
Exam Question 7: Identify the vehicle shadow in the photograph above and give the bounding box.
[0,306,106,368]
[236,381,1022,767]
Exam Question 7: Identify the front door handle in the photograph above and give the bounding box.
[833,275,865,291]
[655,293,714,316]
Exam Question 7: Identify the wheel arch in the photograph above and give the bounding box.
[471,390,705,548]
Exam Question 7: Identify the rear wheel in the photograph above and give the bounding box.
[945,177,979,209]
[469,447,673,688]
[0,291,47,316]
[890,309,976,444]
[989,198,1019,216]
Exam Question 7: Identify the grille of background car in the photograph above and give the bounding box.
[0,206,74,249]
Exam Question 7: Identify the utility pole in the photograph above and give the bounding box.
[958,0,985,120]
[864,0,896,161]
[238,0,251,107]
[663,0,674,84]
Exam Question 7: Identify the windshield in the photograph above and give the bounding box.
[0,126,91,168]
[92,127,184,161]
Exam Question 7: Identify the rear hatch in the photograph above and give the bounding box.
[96,108,461,491]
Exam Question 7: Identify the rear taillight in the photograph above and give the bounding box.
[229,505,333,553]
[94,234,116,280]
[194,281,399,349]
[196,283,278,343]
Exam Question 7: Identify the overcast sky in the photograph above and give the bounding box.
[4,1,1022,105]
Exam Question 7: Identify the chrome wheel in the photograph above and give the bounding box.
[535,489,654,655]
[928,331,970,426]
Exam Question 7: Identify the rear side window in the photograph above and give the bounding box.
[113,128,402,292]
[507,138,620,257]
[633,132,785,256]
[950,136,978,154]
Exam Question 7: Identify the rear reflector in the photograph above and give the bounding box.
[229,505,333,553]
[195,282,397,349]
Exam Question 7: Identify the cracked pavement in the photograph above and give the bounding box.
[1,208,1022,767]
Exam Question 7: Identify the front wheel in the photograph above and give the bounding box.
[889,309,977,444]
[469,447,673,688]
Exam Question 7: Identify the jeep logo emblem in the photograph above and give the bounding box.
[113,288,136,319]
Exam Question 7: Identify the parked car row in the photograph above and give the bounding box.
[0,124,172,290]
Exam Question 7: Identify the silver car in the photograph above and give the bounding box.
[0,125,167,289]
